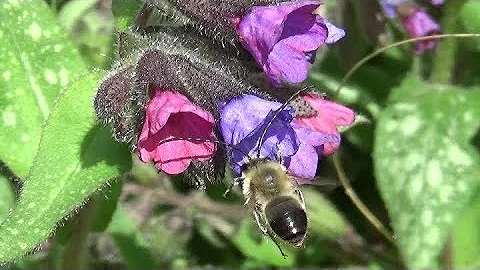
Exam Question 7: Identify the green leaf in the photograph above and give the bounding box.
[0,174,15,222]
[112,0,142,31]
[91,178,123,232]
[452,192,480,268]
[303,188,348,239]
[0,72,131,262]
[107,205,158,269]
[231,220,295,267]
[460,0,480,51]
[374,76,480,268]
[0,1,87,178]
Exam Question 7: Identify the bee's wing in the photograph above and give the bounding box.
[293,176,341,192]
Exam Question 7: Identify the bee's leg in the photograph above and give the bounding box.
[254,205,287,259]
[294,188,306,209]
[223,177,243,197]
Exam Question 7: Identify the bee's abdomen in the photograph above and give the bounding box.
[265,196,307,246]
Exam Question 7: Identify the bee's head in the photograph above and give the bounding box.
[265,196,307,246]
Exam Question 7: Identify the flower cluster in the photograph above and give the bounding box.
[381,0,441,54]
[219,94,354,181]
[95,0,354,186]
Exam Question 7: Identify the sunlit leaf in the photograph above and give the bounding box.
[0,72,131,262]
[0,0,87,178]
[374,76,480,268]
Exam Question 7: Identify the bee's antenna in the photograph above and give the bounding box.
[255,86,312,159]
[157,136,252,162]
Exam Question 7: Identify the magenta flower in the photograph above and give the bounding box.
[400,7,441,55]
[235,1,345,87]
[137,89,216,175]
[293,94,355,156]
[219,94,337,180]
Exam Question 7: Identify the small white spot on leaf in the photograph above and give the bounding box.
[2,70,11,81]
[2,109,16,127]
[426,161,442,187]
[26,22,42,41]
[44,69,57,85]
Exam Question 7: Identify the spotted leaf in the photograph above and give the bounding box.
[0,0,87,178]
[374,76,480,268]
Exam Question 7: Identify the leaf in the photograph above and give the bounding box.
[303,188,348,240]
[452,191,480,268]
[0,72,131,262]
[91,179,123,232]
[374,76,480,268]
[0,174,15,223]
[112,0,142,31]
[231,220,295,267]
[0,1,87,178]
[107,205,158,269]
[460,0,480,51]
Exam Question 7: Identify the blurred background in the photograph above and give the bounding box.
[1,0,480,269]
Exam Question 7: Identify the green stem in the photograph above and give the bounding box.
[60,200,96,270]
[430,0,466,84]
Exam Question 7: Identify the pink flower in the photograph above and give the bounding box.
[293,94,355,156]
[400,7,441,55]
[137,89,216,175]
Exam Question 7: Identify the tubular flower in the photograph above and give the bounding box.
[137,89,216,175]
[381,1,441,54]
[219,94,336,180]
[235,0,345,86]
[293,94,355,156]
[399,6,441,54]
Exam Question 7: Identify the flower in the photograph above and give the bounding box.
[137,89,216,175]
[235,1,345,86]
[219,94,338,180]
[400,6,441,55]
[293,94,355,156]
[380,1,441,55]
[431,0,444,5]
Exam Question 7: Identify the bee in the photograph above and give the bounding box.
[231,158,307,256]
[159,89,311,257]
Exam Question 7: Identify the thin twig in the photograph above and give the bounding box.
[332,153,395,244]
[335,33,480,97]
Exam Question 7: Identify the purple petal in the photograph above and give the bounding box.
[324,19,346,44]
[237,1,345,86]
[219,95,299,174]
[401,8,441,54]
[285,142,319,180]
[381,0,406,18]
[431,0,445,5]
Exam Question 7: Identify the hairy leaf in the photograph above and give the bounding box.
[374,76,480,268]
[0,72,131,262]
[0,0,87,178]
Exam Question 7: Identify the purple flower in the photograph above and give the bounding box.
[431,0,445,5]
[219,95,331,180]
[235,1,345,87]
[380,1,441,54]
[400,7,441,54]
[380,0,407,18]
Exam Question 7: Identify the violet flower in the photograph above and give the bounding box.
[137,89,216,175]
[380,1,441,54]
[219,94,332,180]
[400,7,441,54]
[235,1,345,87]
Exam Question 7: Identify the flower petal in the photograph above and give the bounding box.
[401,8,441,55]
[219,95,299,174]
[137,90,216,175]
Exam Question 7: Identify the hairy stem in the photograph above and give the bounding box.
[60,200,96,270]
